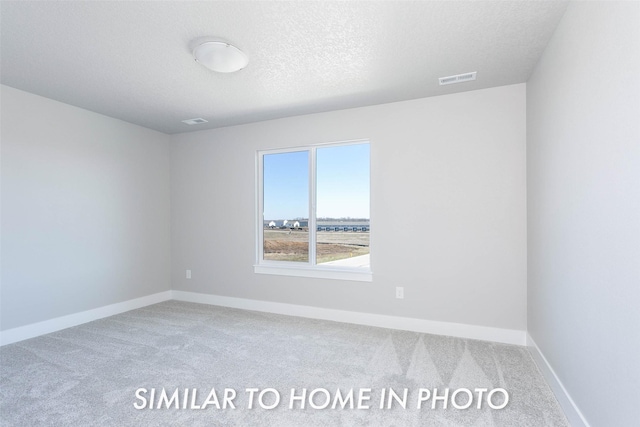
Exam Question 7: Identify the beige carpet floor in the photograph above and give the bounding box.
[0,300,568,426]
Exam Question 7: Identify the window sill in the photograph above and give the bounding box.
[254,264,372,282]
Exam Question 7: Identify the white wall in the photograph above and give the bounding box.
[0,85,171,331]
[171,84,527,331]
[527,2,640,426]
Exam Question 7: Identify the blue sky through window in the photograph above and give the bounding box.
[263,143,369,221]
[317,144,369,219]
[263,151,309,220]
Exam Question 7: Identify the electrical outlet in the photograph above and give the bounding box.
[186,269,191,279]
[396,287,404,299]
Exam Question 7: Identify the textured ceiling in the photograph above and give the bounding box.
[1,1,568,134]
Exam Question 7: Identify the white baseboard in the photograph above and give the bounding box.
[527,333,590,427]
[0,291,173,346]
[172,291,526,346]
[0,289,526,347]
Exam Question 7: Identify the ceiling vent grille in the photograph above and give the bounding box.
[182,118,208,125]
[439,72,477,86]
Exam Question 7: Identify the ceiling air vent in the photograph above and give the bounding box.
[439,72,477,86]
[182,118,208,125]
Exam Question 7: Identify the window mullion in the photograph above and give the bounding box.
[309,147,317,266]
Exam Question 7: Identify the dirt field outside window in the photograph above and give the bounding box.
[263,229,369,263]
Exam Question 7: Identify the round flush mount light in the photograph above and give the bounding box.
[193,41,248,73]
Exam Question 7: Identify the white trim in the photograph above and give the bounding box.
[0,288,525,349]
[253,264,372,282]
[172,291,525,345]
[527,333,590,427]
[255,150,262,264]
[0,291,173,346]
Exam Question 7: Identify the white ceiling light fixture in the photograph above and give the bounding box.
[193,41,249,73]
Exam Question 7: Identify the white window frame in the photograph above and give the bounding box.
[254,139,372,282]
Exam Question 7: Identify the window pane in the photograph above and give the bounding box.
[316,143,370,267]
[263,151,309,262]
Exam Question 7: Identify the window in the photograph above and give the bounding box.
[255,140,371,281]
